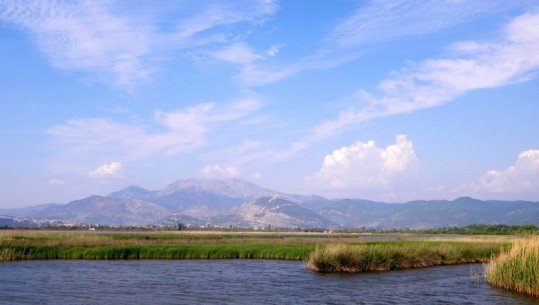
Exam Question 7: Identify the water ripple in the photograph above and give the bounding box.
[0,260,538,305]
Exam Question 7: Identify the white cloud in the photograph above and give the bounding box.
[0,0,277,89]
[48,179,64,185]
[300,11,539,149]
[211,43,282,65]
[187,10,539,171]
[174,1,277,39]
[238,1,531,86]
[329,1,524,47]
[266,45,280,57]
[88,162,122,178]
[0,0,153,89]
[47,99,264,160]
[212,43,264,64]
[367,11,539,110]
[306,135,418,191]
[471,150,539,195]
[201,164,240,179]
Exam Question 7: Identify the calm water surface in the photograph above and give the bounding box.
[1,260,538,305]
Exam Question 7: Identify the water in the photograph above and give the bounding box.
[1,260,537,305]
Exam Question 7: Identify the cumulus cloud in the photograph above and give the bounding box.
[201,164,241,179]
[88,162,122,178]
[307,135,418,191]
[470,150,539,196]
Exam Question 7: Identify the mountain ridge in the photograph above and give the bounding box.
[2,178,539,229]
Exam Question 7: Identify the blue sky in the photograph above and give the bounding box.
[1,0,538,208]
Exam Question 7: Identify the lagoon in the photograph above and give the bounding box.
[1,260,538,304]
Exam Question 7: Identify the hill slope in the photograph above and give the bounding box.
[2,179,539,229]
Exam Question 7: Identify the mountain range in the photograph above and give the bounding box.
[1,178,539,229]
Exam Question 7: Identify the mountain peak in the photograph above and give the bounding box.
[159,178,278,199]
[6,177,539,229]
[108,185,155,200]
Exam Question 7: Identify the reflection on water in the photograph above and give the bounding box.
[1,260,537,305]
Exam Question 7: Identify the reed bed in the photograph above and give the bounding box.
[0,247,25,261]
[0,230,317,261]
[2,243,313,260]
[306,241,504,273]
[485,238,539,298]
[1,230,507,268]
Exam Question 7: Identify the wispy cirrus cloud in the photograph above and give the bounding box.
[0,0,277,89]
[174,0,277,39]
[229,10,539,169]
[238,1,532,86]
[295,10,539,154]
[354,11,537,118]
[212,43,264,64]
[329,1,525,47]
[211,42,280,64]
[47,99,264,160]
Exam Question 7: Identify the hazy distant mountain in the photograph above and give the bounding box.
[108,185,157,200]
[0,203,63,217]
[3,179,539,229]
[159,178,280,199]
[151,178,288,212]
[233,195,335,228]
[24,196,170,226]
[307,198,394,228]
[369,197,539,230]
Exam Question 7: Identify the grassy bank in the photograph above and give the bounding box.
[485,238,539,298]
[306,241,504,272]
[0,230,315,261]
[1,231,506,268]
[0,243,313,260]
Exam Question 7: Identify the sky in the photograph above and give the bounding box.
[1,0,538,208]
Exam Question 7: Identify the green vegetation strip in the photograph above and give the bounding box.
[1,243,313,261]
[486,238,539,298]
[1,231,506,270]
[0,231,317,261]
[306,241,505,272]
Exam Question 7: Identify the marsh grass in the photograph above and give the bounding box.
[0,247,25,261]
[0,243,314,261]
[485,238,539,298]
[306,241,503,273]
[0,231,315,261]
[306,243,363,272]
[1,230,506,267]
